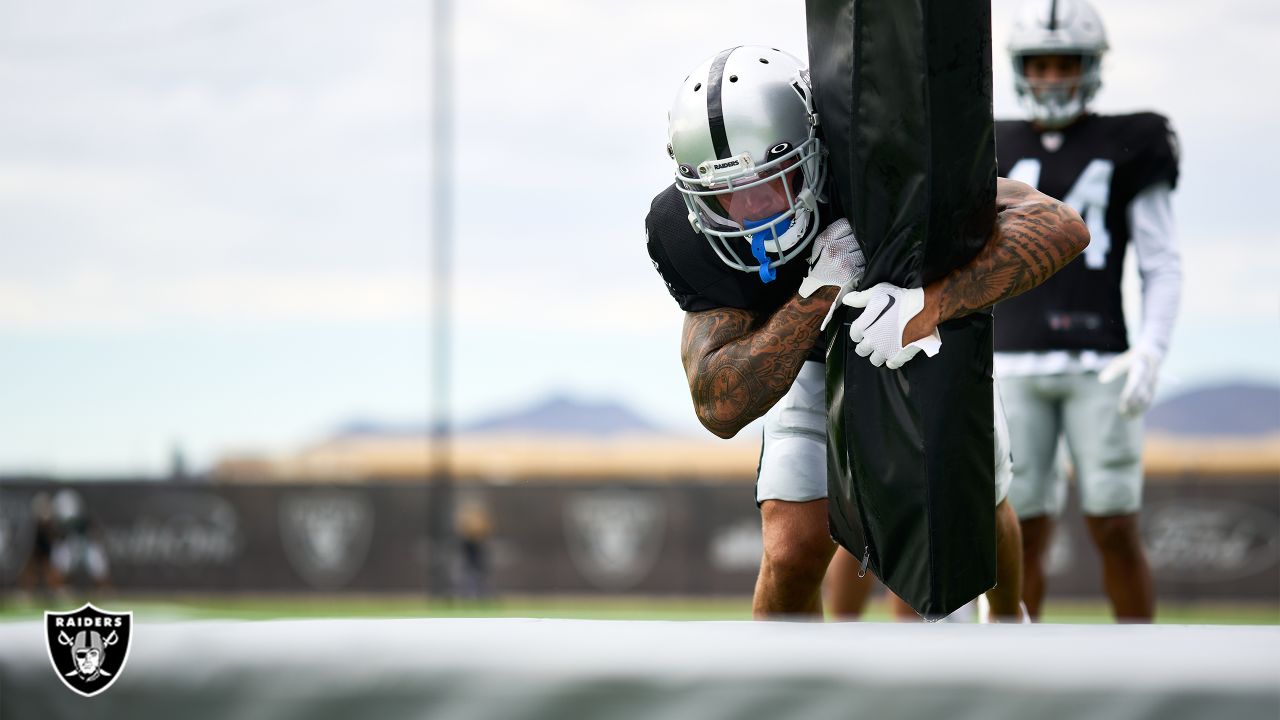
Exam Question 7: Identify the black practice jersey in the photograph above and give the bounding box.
[994,112,1179,353]
[645,183,836,362]
[647,183,823,313]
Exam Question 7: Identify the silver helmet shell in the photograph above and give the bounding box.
[666,46,825,275]
[1008,0,1108,129]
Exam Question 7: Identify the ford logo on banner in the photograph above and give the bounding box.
[1143,500,1280,583]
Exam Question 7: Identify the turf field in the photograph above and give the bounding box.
[1,594,1275,625]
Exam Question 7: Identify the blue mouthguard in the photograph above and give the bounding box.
[743,214,792,284]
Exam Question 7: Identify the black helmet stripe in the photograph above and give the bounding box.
[1048,0,1059,30]
[706,46,738,160]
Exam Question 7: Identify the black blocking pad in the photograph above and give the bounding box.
[826,313,996,619]
[809,0,998,617]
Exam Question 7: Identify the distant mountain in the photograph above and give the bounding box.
[331,382,1279,442]
[332,420,428,438]
[463,395,663,436]
[1146,382,1280,436]
[331,395,665,439]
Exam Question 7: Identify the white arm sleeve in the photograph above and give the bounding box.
[1128,182,1182,361]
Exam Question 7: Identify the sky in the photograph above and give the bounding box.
[0,0,1276,475]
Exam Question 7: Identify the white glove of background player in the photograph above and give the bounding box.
[843,282,942,369]
[1098,348,1160,418]
[796,218,865,330]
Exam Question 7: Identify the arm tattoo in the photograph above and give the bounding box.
[681,288,835,438]
[932,178,1090,325]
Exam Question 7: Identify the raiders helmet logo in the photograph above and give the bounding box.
[45,603,133,697]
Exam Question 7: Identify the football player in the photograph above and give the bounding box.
[647,46,1089,620]
[994,0,1182,621]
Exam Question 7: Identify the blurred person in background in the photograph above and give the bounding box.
[51,489,112,594]
[18,492,64,598]
[455,500,494,601]
[647,46,1087,621]
[994,0,1182,622]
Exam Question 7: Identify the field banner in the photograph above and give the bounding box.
[0,478,1274,601]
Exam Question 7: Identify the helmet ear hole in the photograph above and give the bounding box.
[766,142,793,161]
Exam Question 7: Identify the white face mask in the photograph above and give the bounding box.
[675,136,825,280]
[1011,51,1104,129]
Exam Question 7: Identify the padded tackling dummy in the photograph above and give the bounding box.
[807,0,998,618]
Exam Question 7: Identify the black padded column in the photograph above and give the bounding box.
[808,0,998,618]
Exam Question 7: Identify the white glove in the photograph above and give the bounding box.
[843,282,942,369]
[1098,348,1160,418]
[798,218,866,301]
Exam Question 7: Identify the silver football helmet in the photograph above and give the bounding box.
[1008,0,1108,129]
[666,46,825,282]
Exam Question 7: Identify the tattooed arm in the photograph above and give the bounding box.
[681,288,837,438]
[902,177,1089,343]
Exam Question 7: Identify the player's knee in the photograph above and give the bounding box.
[1088,514,1143,555]
[995,499,1019,530]
[1019,515,1054,552]
[761,526,832,587]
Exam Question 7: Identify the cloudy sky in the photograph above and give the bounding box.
[0,0,1275,474]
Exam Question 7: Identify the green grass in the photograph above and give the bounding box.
[0,595,750,622]
[1,594,1275,625]
[1034,599,1280,626]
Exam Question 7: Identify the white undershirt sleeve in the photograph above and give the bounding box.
[1127,182,1182,362]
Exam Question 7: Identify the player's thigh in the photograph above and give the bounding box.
[993,383,1014,507]
[756,360,827,506]
[86,542,110,580]
[51,542,74,574]
[998,375,1065,518]
[1062,372,1144,516]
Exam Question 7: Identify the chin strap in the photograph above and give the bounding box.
[744,213,792,284]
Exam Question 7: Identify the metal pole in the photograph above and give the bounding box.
[429,0,454,601]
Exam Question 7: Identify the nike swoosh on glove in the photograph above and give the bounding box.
[798,218,866,304]
[843,282,942,369]
[1098,348,1160,418]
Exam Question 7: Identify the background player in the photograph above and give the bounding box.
[994,0,1182,622]
[647,46,1089,620]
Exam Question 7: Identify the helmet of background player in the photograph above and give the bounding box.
[666,46,825,283]
[1008,0,1108,130]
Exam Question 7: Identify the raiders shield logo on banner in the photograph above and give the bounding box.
[278,491,374,591]
[45,603,133,697]
[564,490,666,591]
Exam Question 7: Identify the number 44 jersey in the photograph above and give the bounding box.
[994,112,1179,353]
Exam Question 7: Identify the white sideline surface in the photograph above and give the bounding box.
[1,618,1277,719]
